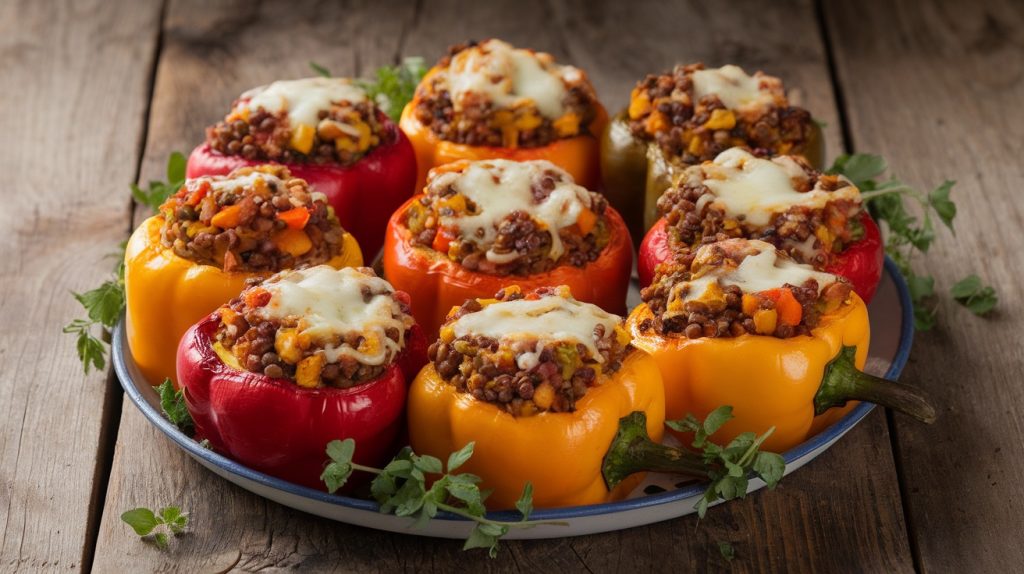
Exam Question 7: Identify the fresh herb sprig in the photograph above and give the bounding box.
[309,58,427,122]
[65,153,185,373]
[828,154,997,329]
[665,407,785,518]
[157,379,194,435]
[321,439,566,557]
[121,506,189,549]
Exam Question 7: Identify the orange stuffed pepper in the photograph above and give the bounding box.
[408,286,665,508]
[125,165,362,386]
[400,39,608,192]
[383,159,632,339]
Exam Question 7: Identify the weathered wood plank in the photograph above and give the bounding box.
[824,0,1024,571]
[93,0,913,571]
[0,0,162,571]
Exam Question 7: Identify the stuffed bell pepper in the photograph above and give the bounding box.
[188,77,417,256]
[178,265,428,490]
[125,165,362,386]
[638,148,883,302]
[400,39,608,192]
[629,238,935,453]
[383,158,633,338]
[408,285,665,508]
[601,63,823,240]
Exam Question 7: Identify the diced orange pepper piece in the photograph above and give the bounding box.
[760,288,803,326]
[276,207,310,230]
[274,228,313,257]
[576,207,598,235]
[210,204,243,228]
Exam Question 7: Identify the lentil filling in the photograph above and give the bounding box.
[215,266,415,388]
[627,63,815,165]
[403,159,610,276]
[657,149,864,268]
[427,285,631,415]
[639,239,853,339]
[205,77,388,165]
[160,165,347,273]
[413,39,600,148]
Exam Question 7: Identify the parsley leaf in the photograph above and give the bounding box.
[321,439,565,557]
[157,379,194,434]
[121,505,188,550]
[309,61,332,78]
[828,153,996,328]
[718,541,736,562]
[131,152,186,213]
[359,57,427,122]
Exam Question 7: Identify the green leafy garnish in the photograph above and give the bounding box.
[308,60,332,78]
[950,274,998,315]
[828,153,996,328]
[718,541,736,562]
[667,407,785,518]
[359,57,427,122]
[131,151,186,213]
[321,439,565,557]
[157,379,194,434]
[65,153,185,374]
[120,506,188,549]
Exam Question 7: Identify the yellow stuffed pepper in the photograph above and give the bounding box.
[400,39,608,192]
[628,238,934,452]
[125,164,362,386]
[408,285,665,509]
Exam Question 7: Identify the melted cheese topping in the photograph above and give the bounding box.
[446,39,579,118]
[256,266,411,365]
[691,65,776,110]
[200,171,285,193]
[430,159,594,262]
[240,77,367,129]
[679,240,838,303]
[450,295,620,363]
[690,148,860,227]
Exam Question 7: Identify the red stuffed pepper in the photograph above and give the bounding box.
[383,159,633,338]
[178,265,427,490]
[638,148,883,302]
[188,77,417,257]
[401,39,607,192]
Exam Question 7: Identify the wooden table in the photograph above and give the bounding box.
[3,0,1021,571]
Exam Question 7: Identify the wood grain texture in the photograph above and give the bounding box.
[93,0,914,572]
[0,0,162,571]
[823,0,1024,571]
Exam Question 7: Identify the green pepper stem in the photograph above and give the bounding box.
[602,412,710,489]
[814,346,937,424]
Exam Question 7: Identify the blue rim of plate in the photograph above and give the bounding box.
[115,257,913,523]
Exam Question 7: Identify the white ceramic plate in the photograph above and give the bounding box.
[115,258,912,539]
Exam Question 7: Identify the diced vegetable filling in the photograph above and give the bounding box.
[160,165,347,272]
[658,149,864,266]
[413,39,599,147]
[206,78,387,165]
[215,266,414,388]
[404,160,610,275]
[428,286,631,415]
[640,239,852,339]
[627,63,814,165]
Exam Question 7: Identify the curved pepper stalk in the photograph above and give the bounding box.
[186,112,417,258]
[814,345,936,423]
[383,197,634,339]
[178,312,427,491]
[638,212,884,303]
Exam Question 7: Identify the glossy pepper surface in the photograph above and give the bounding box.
[124,216,362,386]
[399,88,608,194]
[187,113,416,257]
[382,197,634,338]
[638,211,885,302]
[407,350,665,508]
[600,112,825,242]
[629,292,934,453]
[178,311,428,491]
